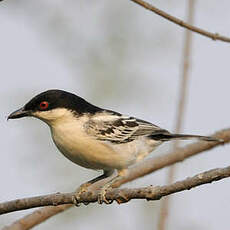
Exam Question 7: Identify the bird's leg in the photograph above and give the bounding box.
[72,170,114,206]
[98,169,128,204]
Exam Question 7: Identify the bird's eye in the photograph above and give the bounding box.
[39,101,49,110]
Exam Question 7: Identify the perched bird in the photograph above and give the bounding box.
[8,89,219,204]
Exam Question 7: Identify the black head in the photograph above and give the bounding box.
[8,89,102,120]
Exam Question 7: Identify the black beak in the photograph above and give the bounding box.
[7,107,30,120]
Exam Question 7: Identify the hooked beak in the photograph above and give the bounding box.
[7,107,30,120]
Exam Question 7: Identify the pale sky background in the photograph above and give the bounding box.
[0,0,230,229]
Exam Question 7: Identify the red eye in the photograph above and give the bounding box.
[39,101,49,110]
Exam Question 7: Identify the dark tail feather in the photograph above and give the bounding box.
[168,134,221,142]
[150,133,222,142]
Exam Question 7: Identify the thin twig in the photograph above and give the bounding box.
[157,1,195,229]
[130,0,230,43]
[2,128,229,229]
[1,166,230,217]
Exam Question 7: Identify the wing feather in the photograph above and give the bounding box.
[85,112,169,144]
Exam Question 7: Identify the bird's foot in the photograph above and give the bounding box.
[97,186,113,204]
[72,183,91,206]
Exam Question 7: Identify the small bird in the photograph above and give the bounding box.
[8,89,219,204]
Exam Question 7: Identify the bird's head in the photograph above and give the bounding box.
[8,89,101,125]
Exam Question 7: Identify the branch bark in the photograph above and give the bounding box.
[2,128,229,229]
[1,166,230,217]
[130,0,230,43]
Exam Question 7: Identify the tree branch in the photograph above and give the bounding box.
[2,205,72,230]
[115,128,229,186]
[1,166,230,217]
[130,0,230,43]
[2,128,229,229]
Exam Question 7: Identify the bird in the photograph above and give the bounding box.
[8,89,220,204]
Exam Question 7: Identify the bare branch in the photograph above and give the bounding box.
[116,128,229,186]
[130,0,230,43]
[1,166,230,217]
[2,128,229,229]
[158,1,195,229]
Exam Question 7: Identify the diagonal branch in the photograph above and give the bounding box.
[2,128,230,229]
[130,0,230,43]
[1,166,230,216]
[2,205,73,230]
[116,128,229,186]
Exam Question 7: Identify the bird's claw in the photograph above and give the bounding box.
[72,195,81,207]
[97,188,113,204]
[72,183,91,206]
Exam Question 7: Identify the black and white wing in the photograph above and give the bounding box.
[85,111,170,144]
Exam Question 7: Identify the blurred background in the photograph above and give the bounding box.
[0,0,230,229]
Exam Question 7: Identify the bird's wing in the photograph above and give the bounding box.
[85,111,169,144]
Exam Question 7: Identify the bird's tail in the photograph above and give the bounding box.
[150,133,222,142]
[167,134,221,142]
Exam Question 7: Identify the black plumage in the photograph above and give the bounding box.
[24,89,103,115]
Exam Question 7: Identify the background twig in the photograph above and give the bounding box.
[157,1,195,229]
[130,0,230,43]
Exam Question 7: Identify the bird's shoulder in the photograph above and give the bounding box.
[84,110,169,144]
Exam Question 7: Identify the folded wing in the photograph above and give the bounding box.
[85,111,169,144]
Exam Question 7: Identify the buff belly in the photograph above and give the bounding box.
[50,119,161,170]
[50,126,136,170]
